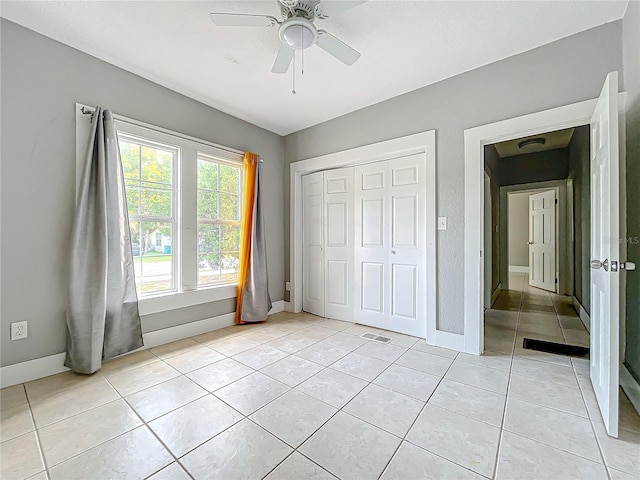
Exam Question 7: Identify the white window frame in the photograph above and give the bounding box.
[75,103,243,315]
[196,152,243,288]
[119,131,180,297]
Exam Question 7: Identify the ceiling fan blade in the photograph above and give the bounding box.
[316,30,360,66]
[272,45,294,74]
[210,13,279,27]
[315,1,368,19]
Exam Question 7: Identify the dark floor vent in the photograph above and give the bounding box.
[522,338,589,357]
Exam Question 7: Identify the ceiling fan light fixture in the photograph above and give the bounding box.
[279,18,317,49]
[518,137,546,149]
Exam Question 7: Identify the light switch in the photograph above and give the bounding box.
[438,217,447,231]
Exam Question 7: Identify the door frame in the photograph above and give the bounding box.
[464,98,599,355]
[500,181,571,296]
[464,94,627,355]
[290,131,437,339]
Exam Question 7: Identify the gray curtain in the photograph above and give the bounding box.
[240,162,272,321]
[65,107,143,374]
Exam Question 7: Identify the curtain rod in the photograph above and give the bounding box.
[79,105,262,162]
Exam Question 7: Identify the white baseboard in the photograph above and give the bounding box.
[1,303,285,388]
[143,312,235,349]
[427,331,465,352]
[572,296,590,332]
[491,282,502,307]
[509,265,529,273]
[284,301,293,312]
[621,364,640,416]
[0,353,69,389]
[269,300,284,314]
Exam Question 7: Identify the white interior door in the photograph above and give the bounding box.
[529,190,556,291]
[302,172,325,317]
[354,162,389,330]
[354,155,426,337]
[324,167,354,321]
[388,154,426,337]
[590,71,620,438]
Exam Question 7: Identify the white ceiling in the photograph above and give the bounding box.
[495,128,576,158]
[0,1,629,135]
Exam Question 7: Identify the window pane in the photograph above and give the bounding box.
[133,221,174,294]
[125,184,140,216]
[140,187,172,217]
[198,223,223,286]
[197,190,218,219]
[219,164,240,194]
[120,141,140,180]
[141,145,173,185]
[219,193,239,221]
[221,224,240,253]
[198,159,218,190]
[221,252,239,284]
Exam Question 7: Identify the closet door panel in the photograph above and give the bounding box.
[324,167,354,321]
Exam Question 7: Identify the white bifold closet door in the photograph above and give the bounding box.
[324,168,355,321]
[302,172,325,317]
[354,154,427,337]
[302,168,355,321]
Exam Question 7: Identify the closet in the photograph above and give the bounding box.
[302,153,427,338]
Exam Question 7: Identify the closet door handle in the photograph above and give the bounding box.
[391,250,396,254]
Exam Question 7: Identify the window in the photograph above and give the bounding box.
[120,134,178,295]
[112,118,243,311]
[197,154,241,286]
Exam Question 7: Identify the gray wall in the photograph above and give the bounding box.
[485,146,501,293]
[0,20,285,367]
[568,125,591,313]
[622,1,640,383]
[508,192,530,267]
[284,22,623,334]
[498,149,569,186]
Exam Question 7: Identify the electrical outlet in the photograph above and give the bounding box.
[285,281,291,291]
[11,321,28,340]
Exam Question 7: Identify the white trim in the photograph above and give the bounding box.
[284,301,293,312]
[142,313,235,349]
[509,266,529,273]
[0,353,69,389]
[621,364,640,416]
[289,131,438,346]
[0,304,285,388]
[269,300,285,315]
[491,282,502,307]
[139,285,237,316]
[464,98,599,355]
[572,296,591,332]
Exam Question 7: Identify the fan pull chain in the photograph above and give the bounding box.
[292,49,296,95]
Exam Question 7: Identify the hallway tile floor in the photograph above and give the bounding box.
[1,273,639,479]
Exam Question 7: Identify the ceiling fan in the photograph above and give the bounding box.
[210,1,367,74]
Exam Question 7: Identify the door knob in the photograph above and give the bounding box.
[591,259,609,271]
[391,250,396,254]
[621,261,636,271]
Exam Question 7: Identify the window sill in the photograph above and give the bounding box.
[138,284,237,316]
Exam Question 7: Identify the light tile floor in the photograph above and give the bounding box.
[1,273,639,479]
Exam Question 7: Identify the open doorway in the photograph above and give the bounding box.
[483,125,590,355]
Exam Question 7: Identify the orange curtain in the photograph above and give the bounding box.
[235,152,259,324]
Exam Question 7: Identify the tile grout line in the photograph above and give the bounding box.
[492,271,524,479]
[377,351,491,480]
[10,315,456,480]
[22,383,51,480]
